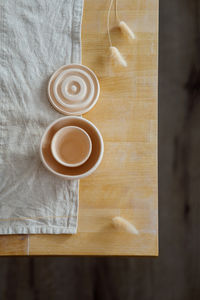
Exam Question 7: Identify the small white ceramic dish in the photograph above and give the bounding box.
[48,64,100,115]
[40,116,104,180]
[51,126,92,167]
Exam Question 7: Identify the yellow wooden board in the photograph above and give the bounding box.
[0,0,158,256]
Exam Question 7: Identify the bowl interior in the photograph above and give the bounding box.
[41,117,103,177]
[51,126,92,167]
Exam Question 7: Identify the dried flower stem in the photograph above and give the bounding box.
[112,216,139,235]
[107,0,114,47]
[109,46,127,67]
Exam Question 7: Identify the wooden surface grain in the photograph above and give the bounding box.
[0,0,158,256]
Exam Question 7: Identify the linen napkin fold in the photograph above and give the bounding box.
[0,0,84,234]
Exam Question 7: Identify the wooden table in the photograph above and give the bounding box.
[0,0,158,256]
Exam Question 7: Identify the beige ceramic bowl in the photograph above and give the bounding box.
[48,64,100,115]
[40,117,104,179]
[51,126,92,167]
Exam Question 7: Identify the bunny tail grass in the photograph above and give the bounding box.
[109,46,127,67]
[112,216,139,235]
[119,21,136,40]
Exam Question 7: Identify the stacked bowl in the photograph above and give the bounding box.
[40,64,104,179]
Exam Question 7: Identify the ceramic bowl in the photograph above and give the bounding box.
[51,126,92,167]
[40,116,104,179]
[48,64,100,115]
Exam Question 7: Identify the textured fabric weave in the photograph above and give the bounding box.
[0,0,84,234]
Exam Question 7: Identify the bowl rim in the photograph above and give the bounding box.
[40,116,104,179]
[51,125,92,168]
[47,63,100,116]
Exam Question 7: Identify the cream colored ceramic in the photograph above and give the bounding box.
[40,117,104,179]
[51,126,92,167]
[48,64,100,115]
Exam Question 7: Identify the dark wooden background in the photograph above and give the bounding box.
[1,0,200,299]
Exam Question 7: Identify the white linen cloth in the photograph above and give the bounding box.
[0,0,84,234]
